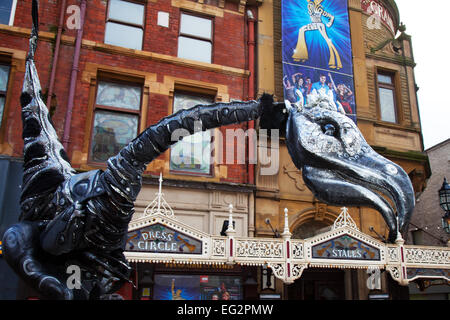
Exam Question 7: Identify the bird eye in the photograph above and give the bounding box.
[322,123,336,137]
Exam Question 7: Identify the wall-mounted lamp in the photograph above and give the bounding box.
[265,218,280,238]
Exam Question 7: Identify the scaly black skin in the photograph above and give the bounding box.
[2,0,272,300]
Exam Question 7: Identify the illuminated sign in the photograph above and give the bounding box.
[312,234,381,261]
[126,224,202,254]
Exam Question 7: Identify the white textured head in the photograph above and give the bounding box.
[305,90,338,112]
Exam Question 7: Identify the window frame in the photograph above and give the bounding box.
[375,69,400,124]
[0,62,11,128]
[169,89,216,177]
[88,75,144,165]
[177,11,214,64]
[0,0,17,26]
[104,0,146,50]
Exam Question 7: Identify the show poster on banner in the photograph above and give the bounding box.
[282,0,357,123]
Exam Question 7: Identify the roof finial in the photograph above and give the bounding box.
[157,172,163,212]
[226,204,235,234]
[144,173,174,218]
[333,207,358,230]
[281,208,292,239]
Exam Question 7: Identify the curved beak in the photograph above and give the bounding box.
[287,109,415,243]
[332,149,414,235]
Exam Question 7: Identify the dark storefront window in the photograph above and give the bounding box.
[153,274,242,300]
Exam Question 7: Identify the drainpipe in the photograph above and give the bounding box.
[46,0,66,108]
[247,9,256,185]
[63,0,87,150]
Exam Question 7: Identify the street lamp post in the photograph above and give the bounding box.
[438,178,450,235]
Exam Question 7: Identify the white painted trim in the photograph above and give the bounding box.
[8,0,17,26]
[124,207,450,286]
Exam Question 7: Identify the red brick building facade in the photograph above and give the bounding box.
[0,0,255,181]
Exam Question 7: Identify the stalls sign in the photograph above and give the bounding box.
[312,235,381,261]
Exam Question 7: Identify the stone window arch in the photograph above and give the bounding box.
[289,205,340,239]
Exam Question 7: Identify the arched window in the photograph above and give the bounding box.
[292,220,331,239]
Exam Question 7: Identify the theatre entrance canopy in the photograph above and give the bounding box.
[125,176,450,286]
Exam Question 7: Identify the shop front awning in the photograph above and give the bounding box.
[125,175,450,286]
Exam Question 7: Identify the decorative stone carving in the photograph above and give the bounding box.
[283,164,306,191]
[291,241,304,259]
[406,248,450,266]
[291,264,306,279]
[269,263,285,279]
[236,239,284,259]
[212,238,226,257]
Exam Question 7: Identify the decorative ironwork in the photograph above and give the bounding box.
[333,207,358,230]
[387,266,401,281]
[235,240,284,259]
[291,264,307,279]
[121,204,450,287]
[387,246,399,262]
[269,263,285,279]
[405,248,450,266]
[143,173,174,218]
[212,238,226,257]
[291,241,304,259]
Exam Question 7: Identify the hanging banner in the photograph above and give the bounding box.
[282,0,357,123]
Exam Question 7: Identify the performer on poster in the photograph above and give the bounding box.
[292,0,343,70]
[292,72,306,109]
[309,74,344,114]
[283,75,297,104]
[336,83,354,114]
[310,74,332,97]
[171,279,186,300]
[219,282,231,300]
[305,77,313,94]
[327,72,347,114]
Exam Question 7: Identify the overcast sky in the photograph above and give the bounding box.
[393,0,450,150]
